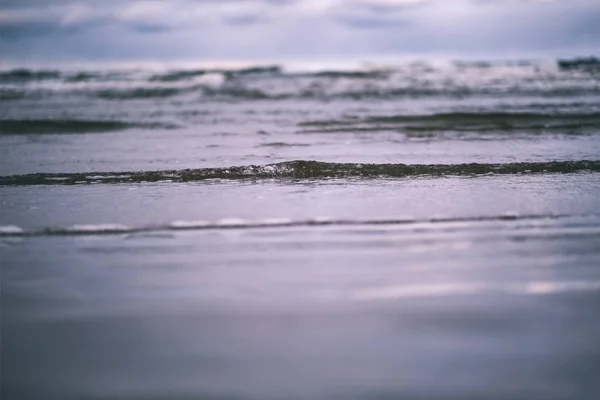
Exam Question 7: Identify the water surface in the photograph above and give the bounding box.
[2,58,600,399]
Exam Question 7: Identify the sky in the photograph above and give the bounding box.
[1,0,599,65]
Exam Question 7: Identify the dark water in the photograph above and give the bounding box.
[2,58,600,399]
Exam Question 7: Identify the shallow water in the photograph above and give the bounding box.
[2,59,600,399]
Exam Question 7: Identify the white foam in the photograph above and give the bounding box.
[195,72,225,88]
[66,224,130,233]
[259,218,294,226]
[0,225,25,235]
[312,216,334,223]
[169,220,211,229]
[216,218,248,226]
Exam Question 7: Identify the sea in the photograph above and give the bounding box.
[1,58,600,400]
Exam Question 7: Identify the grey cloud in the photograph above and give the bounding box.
[340,16,411,30]
[347,0,431,13]
[130,22,172,34]
[331,0,420,30]
[223,14,271,26]
[1,0,599,63]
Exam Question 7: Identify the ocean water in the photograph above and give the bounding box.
[2,58,600,399]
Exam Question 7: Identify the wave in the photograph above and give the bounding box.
[311,70,389,79]
[197,87,600,101]
[1,119,177,135]
[0,213,593,237]
[3,60,600,102]
[94,87,186,99]
[260,142,311,148]
[0,88,27,101]
[227,65,282,77]
[4,86,598,103]
[149,70,209,82]
[1,160,599,186]
[0,68,60,82]
[299,112,600,133]
[201,86,271,99]
[64,72,104,82]
[148,66,282,82]
[1,59,595,83]
[558,57,600,72]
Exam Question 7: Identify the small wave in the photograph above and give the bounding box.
[558,57,600,72]
[197,86,600,101]
[149,70,208,82]
[0,88,27,101]
[0,68,61,82]
[311,70,389,79]
[1,160,599,186]
[201,86,271,99]
[1,119,177,135]
[64,72,103,82]
[299,112,600,133]
[260,142,311,148]
[0,213,590,237]
[94,87,185,99]
[226,65,281,77]
[147,66,281,82]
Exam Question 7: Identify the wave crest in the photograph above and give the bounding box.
[1,160,599,186]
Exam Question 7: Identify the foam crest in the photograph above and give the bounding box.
[0,225,25,235]
[65,224,132,233]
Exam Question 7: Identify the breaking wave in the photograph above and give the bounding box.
[1,160,599,186]
[2,58,599,102]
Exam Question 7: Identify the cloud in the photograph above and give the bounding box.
[1,0,599,63]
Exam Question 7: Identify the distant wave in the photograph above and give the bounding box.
[0,213,594,237]
[558,57,600,72]
[0,88,28,101]
[299,112,600,133]
[2,119,178,135]
[0,68,60,82]
[1,160,599,186]
[201,86,272,99]
[127,66,282,83]
[3,59,599,103]
[4,86,598,102]
[149,70,210,82]
[311,70,389,79]
[94,87,187,99]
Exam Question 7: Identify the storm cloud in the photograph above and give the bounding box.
[1,0,598,64]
